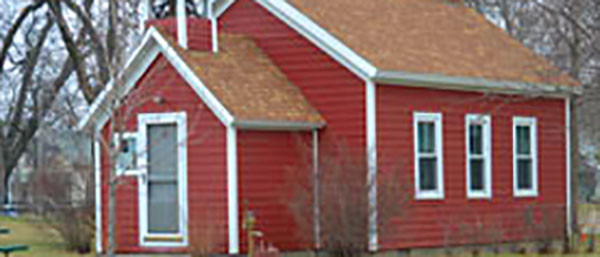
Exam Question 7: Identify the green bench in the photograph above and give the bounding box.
[0,245,28,257]
[0,228,29,256]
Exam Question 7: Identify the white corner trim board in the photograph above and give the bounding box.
[94,139,102,253]
[227,126,239,254]
[366,80,378,251]
[137,112,189,247]
[565,97,572,237]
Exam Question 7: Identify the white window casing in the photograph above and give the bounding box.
[137,112,188,247]
[513,116,538,197]
[465,114,492,199]
[414,112,444,200]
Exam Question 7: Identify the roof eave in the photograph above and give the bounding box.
[374,70,582,97]
[233,119,326,131]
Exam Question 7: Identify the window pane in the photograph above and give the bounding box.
[419,158,437,191]
[418,122,435,154]
[469,124,483,155]
[147,124,179,233]
[148,181,179,233]
[148,124,178,180]
[470,159,485,191]
[516,126,531,155]
[517,159,533,190]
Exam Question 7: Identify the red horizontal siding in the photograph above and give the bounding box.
[220,0,366,152]
[237,131,312,252]
[100,56,228,254]
[376,85,566,249]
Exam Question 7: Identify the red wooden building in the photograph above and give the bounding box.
[79,0,581,255]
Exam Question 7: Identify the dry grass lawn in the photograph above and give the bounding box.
[0,215,92,257]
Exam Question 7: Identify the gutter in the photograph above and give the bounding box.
[233,119,326,131]
[374,70,582,97]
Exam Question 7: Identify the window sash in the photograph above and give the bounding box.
[466,114,491,198]
[414,112,443,200]
[513,117,537,197]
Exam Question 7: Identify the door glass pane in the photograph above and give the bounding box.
[517,159,532,190]
[516,126,531,155]
[470,159,485,191]
[418,122,435,154]
[419,158,437,191]
[147,124,179,234]
[469,124,483,155]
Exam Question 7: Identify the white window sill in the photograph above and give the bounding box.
[467,191,492,199]
[415,191,444,200]
[514,189,538,198]
[116,169,141,177]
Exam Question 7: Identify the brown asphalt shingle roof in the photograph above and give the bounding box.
[286,0,580,87]
[156,28,325,125]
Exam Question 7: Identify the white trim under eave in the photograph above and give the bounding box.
[227,125,239,254]
[375,70,582,97]
[94,139,102,253]
[255,0,377,81]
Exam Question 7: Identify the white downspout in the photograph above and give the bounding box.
[227,126,239,254]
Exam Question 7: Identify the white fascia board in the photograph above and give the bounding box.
[375,70,582,97]
[78,27,235,132]
[256,0,377,81]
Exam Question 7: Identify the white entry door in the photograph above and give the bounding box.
[138,112,188,247]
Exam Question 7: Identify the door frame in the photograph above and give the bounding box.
[137,112,188,247]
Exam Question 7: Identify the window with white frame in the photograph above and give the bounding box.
[115,132,139,176]
[513,117,538,197]
[414,112,444,199]
[466,114,492,198]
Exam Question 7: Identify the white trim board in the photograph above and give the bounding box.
[512,116,539,198]
[227,126,239,254]
[413,112,444,200]
[94,139,102,253]
[565,98,572,237]
[366,80,378,251]
[137,112,189,248]
[465,114,492,199]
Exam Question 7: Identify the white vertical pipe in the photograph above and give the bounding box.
[366,80,378,251]
[566,97,572,237]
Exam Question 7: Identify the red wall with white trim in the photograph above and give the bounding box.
[99,56,228,254]
[376,85,567,249]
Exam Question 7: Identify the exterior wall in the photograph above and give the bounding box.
[237,131,312,252]
[219,0,368,251]
[376,85,567,249]
[220,0,366,151]
[99,56,228,254]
